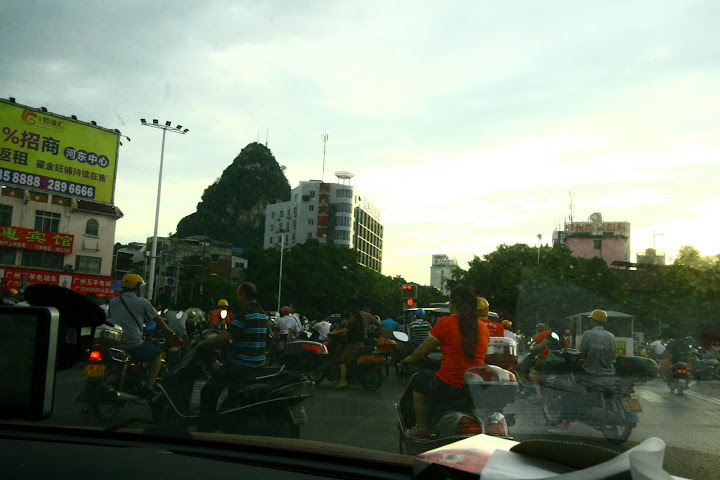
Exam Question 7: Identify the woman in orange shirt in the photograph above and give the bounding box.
[401,285,490,439]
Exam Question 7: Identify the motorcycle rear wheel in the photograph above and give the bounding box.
[360,367,383,391]
[598,398,633,444]
[90,373,122,422]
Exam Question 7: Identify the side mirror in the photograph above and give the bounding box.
[176,311,183,320]
[220,310,228,320]
[393,331,409,343]
[551,332,560,341]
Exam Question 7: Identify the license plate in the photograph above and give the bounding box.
[161,351,167,359]
[622,398,642,413]
[289,405,307,425]
[83,364,106,378]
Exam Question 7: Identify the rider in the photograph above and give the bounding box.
[408,309,431,347]
[209,299,234,328]
[478,298,504,337]
[502,319,517,341]
[527,322,567,401]
[550,309,617,433]
[277,306,303,342]
[328,310,366,389]
[195,282,268,432]
[108,274,175,397]
[401,285,490,440]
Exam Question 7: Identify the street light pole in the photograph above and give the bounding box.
[277,231,285,313]
[537,233,542,265]
[141,119,189,302]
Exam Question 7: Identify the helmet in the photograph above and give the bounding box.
[565,329,571,335]
[415,308,425,317]
[8,288,17,296]
[476,297,490,316]
[217,299,229,307]
[502,320,512,329]
[589,309,608,322]
[281,306,290,315]
[121,274,145,290]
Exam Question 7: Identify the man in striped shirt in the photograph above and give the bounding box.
[408,309,431,347]
[196,282,268,431]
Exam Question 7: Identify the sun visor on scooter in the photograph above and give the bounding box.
[24,284,108,371]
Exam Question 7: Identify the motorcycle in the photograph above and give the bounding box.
[541,349,656,443]
[688,348,720,381]
[76,323,169,421]
[660,358,691,394]
[151,332,327,438]
[396,359,517,455]
[316,334,386,391]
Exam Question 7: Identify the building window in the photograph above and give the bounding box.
[336,189,352,198]
[270,224,274,232]
[34,211,61,232]
[211,254,219,263]
[335,216,351,226]
[336,203,352,213]
[286,222,289,230]
[307,232,312,239]
[277,235,282,244]
[75,255,102,274]
[310,191,316,198]
[292,233,296,242]
[294,194,298,201]
[0,205,12,225]
[293,206,297,217]
[0,247,16,265]
[280,210,284,218]
[309,205,315,212]
[269,237,273,244]
[85,219,99,236]
[594,240,602,250]
[21,251,64,270]
[308,218,315,225]
[293,220,296,229]
[271,211,275,219]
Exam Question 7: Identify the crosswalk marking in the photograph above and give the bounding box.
[634,389,667,403]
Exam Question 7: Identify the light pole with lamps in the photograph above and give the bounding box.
[277,230,286,313]
[140,118,189,302]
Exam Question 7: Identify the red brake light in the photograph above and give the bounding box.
[457,416,483,435]
[301,343,327,354]
[677,369,687,374]
[89,350,102,362]
[485,419,508,435]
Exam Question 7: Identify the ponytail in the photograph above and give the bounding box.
[450,285,479,361]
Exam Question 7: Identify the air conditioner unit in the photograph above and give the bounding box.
[64,264,74,271]
[71,199,78,210]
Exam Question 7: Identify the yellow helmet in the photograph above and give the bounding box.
[476,297,490,316]
[218,299,229,307]
[502,319,512,329]
[8,288,18,296]
[589,309,608,322]
[121,274,145,290]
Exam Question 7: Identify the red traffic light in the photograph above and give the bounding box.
[401,283,418,299]
[405,299,414,306]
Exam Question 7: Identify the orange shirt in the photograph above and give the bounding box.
[431,314,490,388]
[480,317,505,337]
[210,308,234,325]
[532,330,568,361]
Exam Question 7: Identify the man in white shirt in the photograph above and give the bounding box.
[277,306,302,341]
[649,337,666,360]
[312,319,332,342]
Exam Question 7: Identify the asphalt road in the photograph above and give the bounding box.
[41,365,720,479]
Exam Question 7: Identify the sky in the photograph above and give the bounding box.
[2,1,720,285]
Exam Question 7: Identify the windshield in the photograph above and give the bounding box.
[2,2,720,478]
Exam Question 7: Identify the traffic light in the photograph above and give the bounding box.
[405,298,414,307]
[401,283,418,300]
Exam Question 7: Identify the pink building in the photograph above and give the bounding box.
[553,212,630,266]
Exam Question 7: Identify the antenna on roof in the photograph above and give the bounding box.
[265,128,269,147]
[321,132,329,182]
[569,190,575,223]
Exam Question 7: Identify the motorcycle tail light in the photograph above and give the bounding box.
[129,362,141,372]
[677,369,687,374]
[89,350,102,362]
[301,343,328,354]
[457,416,483,435]
[485,420,507,435]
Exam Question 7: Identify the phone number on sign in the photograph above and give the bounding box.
[0,168,96,199]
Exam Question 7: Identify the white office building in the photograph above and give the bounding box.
[430,254,457,295]
[263,175,383,272]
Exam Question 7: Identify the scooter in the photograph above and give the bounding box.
[661,358,691,394]
[396,360,517,456]
[151,331,327,438]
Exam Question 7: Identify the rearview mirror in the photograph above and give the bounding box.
[551,332,560,341]
[176,311,183,320]
[393,331,409,343]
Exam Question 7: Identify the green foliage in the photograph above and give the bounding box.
[242,240,407,319]
[448,242,720,340]
[175,142,291,250]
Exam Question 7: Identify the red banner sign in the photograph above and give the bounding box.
[0,267,113,298]
[0,225,74,254]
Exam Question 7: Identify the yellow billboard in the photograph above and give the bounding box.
[0,99,119,205]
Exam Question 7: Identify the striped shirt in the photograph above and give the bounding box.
[409,318,431,343]
[228,302,268,367]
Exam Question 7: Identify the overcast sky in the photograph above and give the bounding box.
[2,1,720,284]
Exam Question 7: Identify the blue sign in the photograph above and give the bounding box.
[111,280,122,291]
